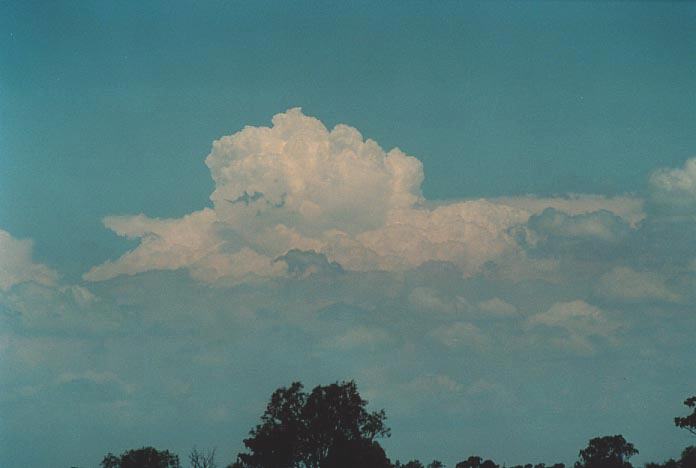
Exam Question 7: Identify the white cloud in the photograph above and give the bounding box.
[528,300,617,353]
[61,285,99,308]
[352,200,528,273]
[325,326,391,350]
[408,287,467,315]
[4,370,139,405]
[85,109,642,283]
[83,209,288,284]
[477,297,518,317]
[649,157,696,215]
[529,300,608,332]
[1,282,117,332]
[204,248,288,285]
[595,266,679,302]
[83,209,222,282]
[0,229,58,291]
[525,208,630,243]
[205,108,424,240]
[0,230,109,332]
[405,374,465,395]
[430,321,490,349]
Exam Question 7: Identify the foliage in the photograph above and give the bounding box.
[394,460,424,468]
[455,456,499,468]
[681,446,696,468]
[675,396,696,436]
[646,446,696,468]
[509,463,565,468]
[574,435,637,468]
[645,459,680,468]
[100,447,180,468]
[231,380,391,468]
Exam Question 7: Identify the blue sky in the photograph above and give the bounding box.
[1,1,696,467]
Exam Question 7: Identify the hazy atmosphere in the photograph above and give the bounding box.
[2,2,696,467]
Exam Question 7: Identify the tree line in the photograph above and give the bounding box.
[99,381,696,468]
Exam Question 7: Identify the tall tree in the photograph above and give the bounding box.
[574,435,638,468]
[231,381,391,468]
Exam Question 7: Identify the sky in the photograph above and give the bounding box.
[1,1,696,467]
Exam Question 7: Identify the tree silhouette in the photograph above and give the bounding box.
[510,463,565,467]
[455,456,499,468]
[189,447,217,468]
[230,381,391,468]
[645,446,695,468]
[679,446,696,467]
[394,461,424,468]
[675,396,696,436]
[574,435,638,468]
[101,447,180,468]
[645,461,680,468]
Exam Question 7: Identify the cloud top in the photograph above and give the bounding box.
[206,108,424,235]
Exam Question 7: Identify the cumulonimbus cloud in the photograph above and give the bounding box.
[84,109,645,283]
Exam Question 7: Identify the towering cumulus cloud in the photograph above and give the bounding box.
[207,108,424,235]
[84,109,640,283]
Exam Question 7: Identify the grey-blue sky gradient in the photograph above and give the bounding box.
[1,2,696,467]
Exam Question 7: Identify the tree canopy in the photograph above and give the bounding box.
[574,435,638,468]
[230,380,391,468]
[675,396,696,436]
[101,447,180,468]
[646,445,696,468]
[455,456,499,468]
